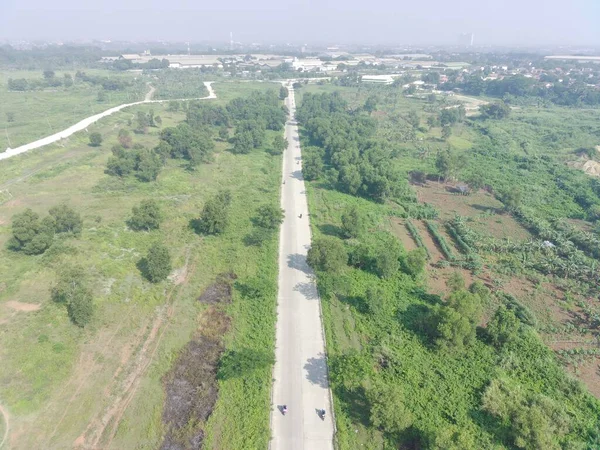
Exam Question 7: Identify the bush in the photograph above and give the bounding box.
[142,243,172,282]
[49,203,82,235]
[8,209,55,255]
[307,237,347,273]
[254,204,284,230]
[129,200,162,231]
[51,266,94,327]
[341,205,367,238]
[196,190,232,235]
[366,382,413,435]
[89,132,103,147]
[403,248,428,276]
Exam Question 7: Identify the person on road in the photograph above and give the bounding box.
[282,405,288,415]
[320,409,326,420]
[299,213,302,218]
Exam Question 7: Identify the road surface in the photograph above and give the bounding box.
[0,82,216,162]
[270,83,335,449]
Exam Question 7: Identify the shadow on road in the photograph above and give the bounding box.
[294,281,319,300]
[304,354,330,388]
[291,170,304,180]
[287,253,311,274]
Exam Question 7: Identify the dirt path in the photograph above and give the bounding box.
[144,84,156,102]
[0,82,216,162]
[0,403,9,450]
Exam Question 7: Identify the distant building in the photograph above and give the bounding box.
[362,75,394,85]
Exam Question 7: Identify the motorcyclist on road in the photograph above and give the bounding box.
[282,405,288,415]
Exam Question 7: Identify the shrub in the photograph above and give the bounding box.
[341,205,367,238]
[196,190,232,235]
[51,266,94,327]
[89,132,103,147]
[307,237,347,273]
[254,204,284,230]
[129,200,162,231]
[142,243,172,282]
[49,203,82,235]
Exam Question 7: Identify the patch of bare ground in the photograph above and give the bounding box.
[414,220,444,263]
[161,275,234,450]
[574,362,600,398]
[197,272,237,304]
[5,300,41,312]
[388,218,417,251]
[414,181,530,240]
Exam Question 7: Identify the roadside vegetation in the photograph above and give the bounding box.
[297,85,600,448]
[0,81,285,449]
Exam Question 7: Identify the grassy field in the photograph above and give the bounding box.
[0,81,284,449]
[298,83,600,448]
[0,69,149,149]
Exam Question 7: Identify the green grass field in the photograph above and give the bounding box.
[0,81,283,449]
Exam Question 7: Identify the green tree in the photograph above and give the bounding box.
[447,271,465,292]
[8,209,54,255]
[154,115,162,127]
[374,246,400,279]
[89,132,102,147]
[499,187,522,212]
[63,73,74,87]
[480,101,511,119]
[129,199,162,231]
[432,304,476,350]
[49,203,82,235]
[142,243,172,282]
[43,69,55,80]
[341,205,367,238]
[219,126,229,141]
[6,112,15,123]
[442,125,452,141]
[271,135,288,155]
[403,248,427,276]
[487,305,521,348]
[167,100,180,112]
[51,266,94,327]
[254,204,284,230]
[407,110,420,128]
[118,129,132,148]
[364,95,377,114]
[307,237,347,273]
[136,110,150,134]
[196,190,232,234]
[232,130,254,154]
[366,383,413,435]
[279,86,289,100]
[302,151,324,181]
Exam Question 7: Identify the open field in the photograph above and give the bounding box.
[0,70,148,149]
[0,81,283,448]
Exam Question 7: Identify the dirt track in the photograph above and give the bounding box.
[0,403,9,449]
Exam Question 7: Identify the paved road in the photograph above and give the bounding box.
[270,83,335,449]
[0,82,216,161]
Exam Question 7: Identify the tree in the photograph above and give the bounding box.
[63,73,74,87]
[8,209,54,255]
[167,101,180,112]
[487,305,521,348]
[364,95,377,114]
[43,69,55,80]
[196,190,232,234]
[129,199,162,231]
[480,101,511,120]
[403,248,427,276]
[89,132,102,147]
[6,112,15,123]
[219,126,229,141]
[271,135,288,155]
[447,271,465,292]
[442,125,452,141]
[432,304,476,350]
[302,151,324,181]
[49,203,83,235]
[51,266,94,327]
[341,205,367,238]
[254,204,284,230]
[499,187,522,212]
[232,130,254,154]
[136,111,150,134]
[366,383,413,435]
[307,237,347,273]
[375,246,400,279]
[154,115,162,127]
[118,129,132,148]
[97,91,107,102]
[142,243,172,282]
[279,86,289,100]
[407,110,420,128]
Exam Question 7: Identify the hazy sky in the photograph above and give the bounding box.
[1,0,599,46]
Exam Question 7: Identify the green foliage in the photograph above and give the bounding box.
[487,305,521,348]
[159,123,215,167]
[51,266,94,327]
[89,132,102,147]
[270,134,287,155]
[340,205,367,238]
[196,190,232,235]
[426,220,454,260]
[49,203,82,235]
[366,382,413,435]
[141,243,172,283]
[403,248,428,276]
[480,101,511,119]
[254,204,284,230]
[129,199,162,231]
[405,220,431,259]
[106,145,163,181]
[279,86,288,100]
[498,187,523,212]
[307,236,347,273]
[9,208,54,255]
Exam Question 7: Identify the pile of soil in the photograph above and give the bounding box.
[161,285,233,449]
[582,160,600,177]
[197,272,237,304]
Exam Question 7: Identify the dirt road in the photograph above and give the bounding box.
[0,82,215,162]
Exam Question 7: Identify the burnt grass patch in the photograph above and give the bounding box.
[197,272,237,304]
[161,280,233,449]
